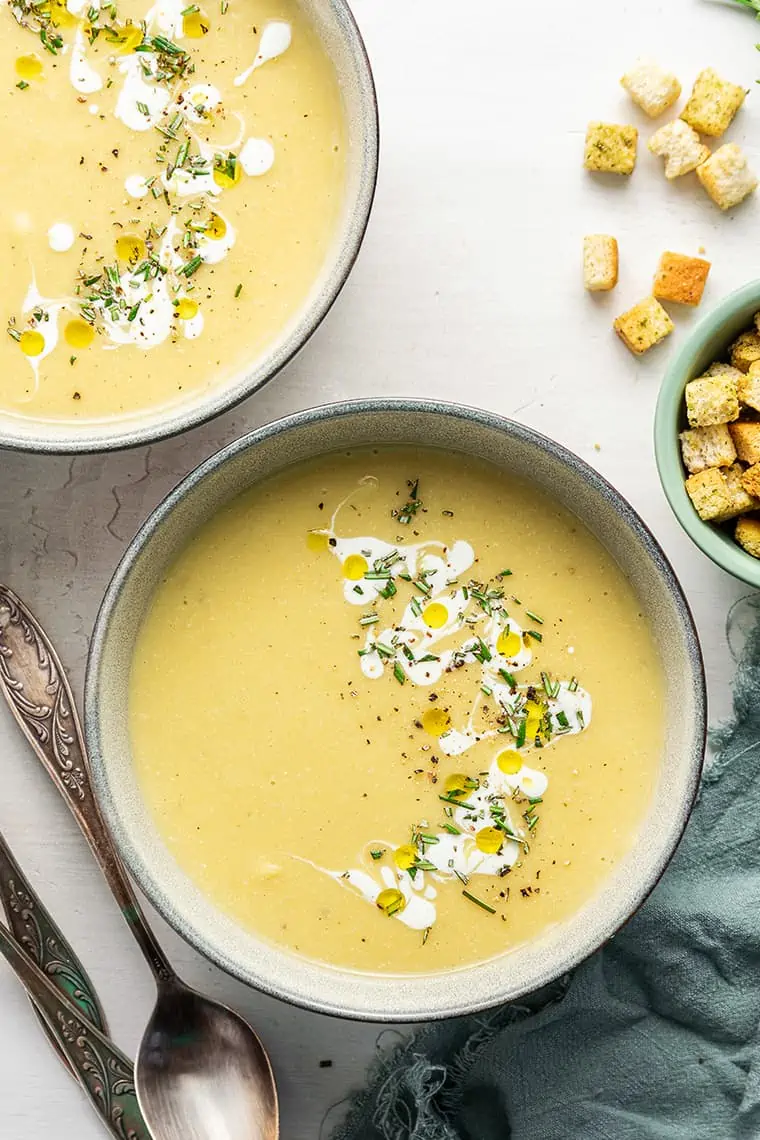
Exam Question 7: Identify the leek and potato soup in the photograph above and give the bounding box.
[1,0,345,421]
[129,449,663,974]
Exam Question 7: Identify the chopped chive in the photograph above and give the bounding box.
[359,614,379,626]
[516,718,527,749]
[410,597,422,617]
[375,642,394,659]
[422,926,431,945]
[234,283,242,298]
[393,662,406,685]
[498,568,512,577]
[439,794,475,809]
[16,80,29,90]
[525,610,543,624]
[442,822,460,835]
[363,570,391,580]
[370,849,384,860]
[527,630,543,643]
[481,684,493,697]
[577,709,585,729]
[462,890,496,914]
[568,677,579,692]
[180,254,203,277]
[413,579,432,595]
[136,101,150,115]
[417,653,440,663]
[499,668,517,688]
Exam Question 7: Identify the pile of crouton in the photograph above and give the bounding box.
[585,63,754,208]
[681,320,760,558]
[582,63,756,357]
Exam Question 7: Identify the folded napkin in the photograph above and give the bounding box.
[334,598,760,1140]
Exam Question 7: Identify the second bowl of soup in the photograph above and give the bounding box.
[85,400,705,1019]
[0,0,377,451]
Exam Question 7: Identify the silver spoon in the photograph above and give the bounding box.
[0,584,279,1140]
[0,827,152,1139]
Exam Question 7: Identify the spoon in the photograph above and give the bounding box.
[0,827,152,1139]
[0,584,279,1140]
[0,909,148,1140]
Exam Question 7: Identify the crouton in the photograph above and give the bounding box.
[723,462,760,517]
[680,68,746,137]
[705,362,743,379]
[729,421,760,465]
[583,235,619,292]
[697,144,758,210]
[742,463,760,498]
[653,252,711,307]
[648,119,710,179]
[740,362,760,411]
[730,330,760,373]
[684,372,740,427]
[679,424,737,473]
[736,515,760,558]
[621,60,681,118]
[685,468,733,521]
[584,122,638,175]
[613,296,673,355]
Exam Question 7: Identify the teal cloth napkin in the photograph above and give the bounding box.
[334,600,760,1140]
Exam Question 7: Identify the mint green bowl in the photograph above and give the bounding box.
[655,280,760,588]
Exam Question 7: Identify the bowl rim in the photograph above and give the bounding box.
[654,278,760,589]
[85,397,707,1021]
[0,1,379,456]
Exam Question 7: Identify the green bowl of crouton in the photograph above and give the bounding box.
[655,279,760,585]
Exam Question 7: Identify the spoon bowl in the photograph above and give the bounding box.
[138,984,278,1140]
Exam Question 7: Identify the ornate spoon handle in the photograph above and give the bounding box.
[0,584,173,984]
[0,828,108,1076]
[0,918,151,1140]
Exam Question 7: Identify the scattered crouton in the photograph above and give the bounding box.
[723,462,760,517]
[583,235,619,292]
[741,463,760,498]
[680,68,746,137]
[740,362,760,411]
[736,515,760,558]
[729,421,760,465]
[679,424,737,473]
[621,60,681,118]
[613,296,673,355]
[648,120,710,179]
[685,468,733,521]
[697,144,758,211]
[584,122,638,175]
[684,372,740,427]
[653,252,711,307]
[730,330,760,373]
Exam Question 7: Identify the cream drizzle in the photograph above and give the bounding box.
[309,478,594,932]
[234,20,292,87]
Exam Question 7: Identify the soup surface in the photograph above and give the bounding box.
[130,448,663,973]
[0,0,345,422]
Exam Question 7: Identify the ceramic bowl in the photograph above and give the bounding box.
[655,280,760,588]
[85,399,706,1022]
[0,2,378,455]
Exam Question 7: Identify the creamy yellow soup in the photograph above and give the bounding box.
[0,0,345,421]
[130,449,663,974]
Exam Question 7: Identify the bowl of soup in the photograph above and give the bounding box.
[0,1,377,452]
[85,400,705,1020]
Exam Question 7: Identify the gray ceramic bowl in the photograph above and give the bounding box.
[85,400,706,1022]
[0,2,378,455]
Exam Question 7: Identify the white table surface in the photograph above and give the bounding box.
[0,0,757,1135]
